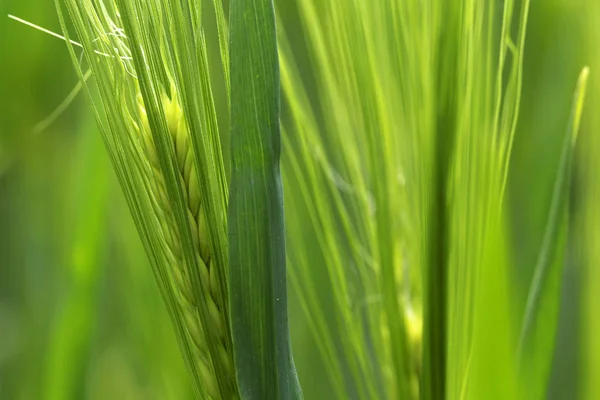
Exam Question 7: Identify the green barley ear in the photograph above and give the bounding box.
[55,0,237,398]
[277,0,576,399]
[132,86,235,398]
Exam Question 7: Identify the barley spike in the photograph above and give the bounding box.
[133,86,237,400]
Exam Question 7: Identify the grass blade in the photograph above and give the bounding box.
[228,0,302,398]
[517,67,589,398]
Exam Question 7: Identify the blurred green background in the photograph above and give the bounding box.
[0,0,598,399]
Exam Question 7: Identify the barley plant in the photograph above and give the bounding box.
[3,0,599,399]
[52,0,299,399]
[279,0,587,398]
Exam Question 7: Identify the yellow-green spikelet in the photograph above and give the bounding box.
[134,87,236,399]
[405,306,422,400]
[379,304,422,400]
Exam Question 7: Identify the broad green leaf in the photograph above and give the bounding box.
[517,67,589,399]
[228,0,302,398]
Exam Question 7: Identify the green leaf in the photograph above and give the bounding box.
[228,0,302,398]
[517,67,589,399]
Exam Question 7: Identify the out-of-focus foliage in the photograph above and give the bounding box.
[0,0,599,399]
